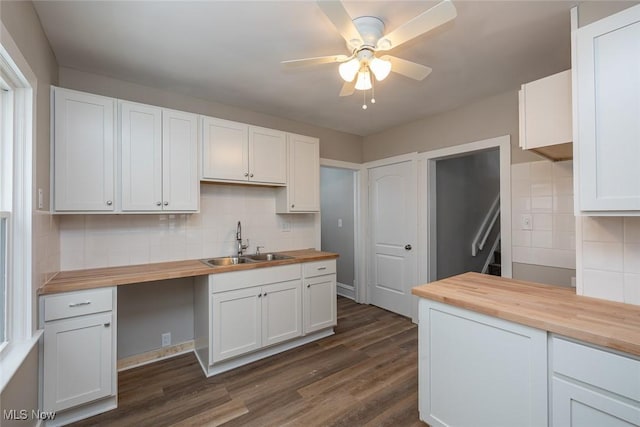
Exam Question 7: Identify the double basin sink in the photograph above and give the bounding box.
[201,253,293,267]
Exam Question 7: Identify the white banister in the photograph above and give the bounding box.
[471,194,500,256]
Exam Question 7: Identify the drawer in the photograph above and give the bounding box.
[210,264,301,293]
[44,288,114,322]
[552,336,640,402]
[303,260,336,278]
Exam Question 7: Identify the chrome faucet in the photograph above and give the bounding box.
[236,221,249,256]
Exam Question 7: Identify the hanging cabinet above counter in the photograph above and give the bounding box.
[518,69,573,161]
[50,86,320,214]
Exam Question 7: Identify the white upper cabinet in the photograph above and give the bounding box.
[519,70,573,161]
[120,101,163,211]
[576,4,640,212]
[201,117,286,185]
[162,109,199,211]
[119,102,198,212]
[53,87,116,212]
[276,133,320,213]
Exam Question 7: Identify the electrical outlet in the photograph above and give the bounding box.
[161,332,171,347]
[521,214,533,230]
[338,218,343,228]
[38,188,44,209]
[281,219,291,232]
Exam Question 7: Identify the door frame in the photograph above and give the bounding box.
[418,135,512,285]
[319,158,365,303]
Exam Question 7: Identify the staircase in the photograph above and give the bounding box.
[487,248,501,276]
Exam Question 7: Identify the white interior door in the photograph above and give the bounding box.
[368,160,417,317]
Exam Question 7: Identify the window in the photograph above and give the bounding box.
[0,84,10,349]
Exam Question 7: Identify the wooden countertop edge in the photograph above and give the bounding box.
[39,250,338,296]
[412,272,640,357]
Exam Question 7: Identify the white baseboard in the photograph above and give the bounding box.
[117,340,195,371]
[337,282,355,300]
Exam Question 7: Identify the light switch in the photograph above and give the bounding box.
[521,214,533,230]
[38,188,44,209]
[338,218,343,228]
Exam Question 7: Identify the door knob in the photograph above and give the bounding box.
[404,244,412,250]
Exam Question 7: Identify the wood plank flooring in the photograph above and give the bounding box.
[70,297,424,427]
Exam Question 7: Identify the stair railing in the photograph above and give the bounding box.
[471,194,500,257]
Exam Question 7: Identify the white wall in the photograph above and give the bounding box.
[60,184,317,270]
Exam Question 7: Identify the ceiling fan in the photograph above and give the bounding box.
[282,0,457,108]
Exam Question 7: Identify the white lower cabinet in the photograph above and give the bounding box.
[41,288,117,424]
[550,337,640,427]
[418,298,640,427]
[195,260,336,376]
[303,260,337,334]
[211,279,302,362]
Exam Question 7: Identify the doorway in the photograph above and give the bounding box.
[319,162,361,301]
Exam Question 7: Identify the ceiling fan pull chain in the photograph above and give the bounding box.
[362,88,367,110]
[371,77,376,104]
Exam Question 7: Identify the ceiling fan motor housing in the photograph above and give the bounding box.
[349,16,385,51]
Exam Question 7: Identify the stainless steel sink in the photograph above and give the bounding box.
[243,253,293,262]
[201,256,255,267]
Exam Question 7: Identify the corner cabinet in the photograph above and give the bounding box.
[276,133,320,213]
[119,101,199,212]
[53,87,116,212]
[40,288,117,425]
[575,4,640,213]
[200,117,286,185]
[194,260,336,376]
[518,69,573,161]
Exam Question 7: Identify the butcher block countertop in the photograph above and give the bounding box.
[39,249,338,296]
[412,272,640,357]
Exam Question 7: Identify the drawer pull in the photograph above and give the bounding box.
[317,266,327,271]
[68,301,91,307]
[104,322,111,327]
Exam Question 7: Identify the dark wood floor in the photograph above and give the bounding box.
[71,297,423,427]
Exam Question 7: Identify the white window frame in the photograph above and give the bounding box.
[0,22,39,393]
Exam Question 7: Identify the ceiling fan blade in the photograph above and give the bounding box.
[281,54,349,67]
[376,0,457,51]
[339,79,356,97]
[382,55,432,81]
[316,1,363,49]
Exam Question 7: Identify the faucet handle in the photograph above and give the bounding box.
[256,245,265,255]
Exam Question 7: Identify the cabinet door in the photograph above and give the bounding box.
[211,287,261,362]
[43,312,114,411]
[262,280,302,346]
[288,133,320,212]
[54,88,115,211]
[249,126,286,184]
[303,274,336,334]
[577,5,640,211]
[120,101,163,211]
[201,117,249,182]
[552,377,640,427]
[162,109,199,211]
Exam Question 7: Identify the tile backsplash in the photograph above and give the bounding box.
[577,216,640,305]
[59,184,318,270]
[511,160,576,269]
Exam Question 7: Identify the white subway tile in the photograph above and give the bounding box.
[532,214,552,231]
[511,180,531,198]
[553,232,576,251]
[582,216,624,242]
[553,214,576,232]
[623,273,640,306]
[553,161,573,177]
[583,269,625,302]
[530,161,552,180]
[531,231,553,248]
[512,230,532,247]
[553,177,574,196]
[624,217,640,243]
[553,196,574,213]
[531,197,553,212]
[582,241,624,272]
[624,244,640,274]
[531,182,553,197]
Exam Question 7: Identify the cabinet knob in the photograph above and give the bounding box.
[244,172,249,177]
[163,201,169,206]
[263,292,267,297]
[258,293,262,298]
[307,284,310,288]
[250,173,254,178]
[156,201,162,206]
[291,204,295,208]
[106,200,113,206]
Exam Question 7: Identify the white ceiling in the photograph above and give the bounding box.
[33,0,575,136]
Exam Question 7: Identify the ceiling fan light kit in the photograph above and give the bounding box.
[283,0,457,108]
